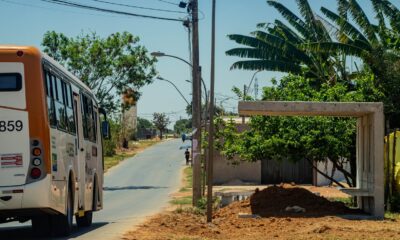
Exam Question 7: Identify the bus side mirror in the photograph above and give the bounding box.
[101,121,111,140]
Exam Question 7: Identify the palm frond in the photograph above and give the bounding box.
[296,0,316,26]
[337,0,349,19]
[267,1,310,38]
[373,0,400,32]
[252,30,313,65]
[230,60,302,74]
[227,34,274,51]
[226,47,290,62]
[371,0,389,46]
[274,20,304,44]
[321,7,371,49]
[348,0,378,44]
[305,42,369,58]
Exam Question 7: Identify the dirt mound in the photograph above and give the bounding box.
[216,184,360,218]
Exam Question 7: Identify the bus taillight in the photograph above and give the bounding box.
[30,168,41,179]
[32,158,41,166]
[32,148,41,156]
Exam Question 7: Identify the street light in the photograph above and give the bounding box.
[243,70,262,101]
[242,70,261,124]
[156,76,190,106]
[151,51,208,100]
[151,51,192,68]
[152,50,206,203]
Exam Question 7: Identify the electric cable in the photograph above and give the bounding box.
[41,0,184,22]
[89,0,186,14]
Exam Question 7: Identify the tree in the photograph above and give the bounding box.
[152,113,170,139]
[137,117,154,130]
[216,74,382,187]
[226,0,343,86]
[307,0,400,128]
[226,0,400,128]
[174,119,192,134]
[185,102,225,117]
[42,31,157,113]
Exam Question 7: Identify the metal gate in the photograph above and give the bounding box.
[261,158,313,184]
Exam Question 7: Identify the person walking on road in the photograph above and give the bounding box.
[184,149,190,165]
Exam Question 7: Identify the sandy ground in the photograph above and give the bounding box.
[123,184,400,240]
[123,211,400,240]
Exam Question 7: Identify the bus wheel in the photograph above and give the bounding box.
[76,180,96,227]
[31,215,51,236]
[52,186,74,236]
[76,210,93,227]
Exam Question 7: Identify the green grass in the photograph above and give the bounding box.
[385,212,400,220]
[179,167,193,192]
[170,196,193,205]
[104,152,136,172]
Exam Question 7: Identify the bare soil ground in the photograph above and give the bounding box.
[123,184,400,240]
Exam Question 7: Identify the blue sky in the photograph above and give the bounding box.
[0,0,396,125]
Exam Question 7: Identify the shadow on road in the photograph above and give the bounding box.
[0,222,109,240]
[103,186,167,191]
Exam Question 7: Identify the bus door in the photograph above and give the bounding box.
[73,93,85,210]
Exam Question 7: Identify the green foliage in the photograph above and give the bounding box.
[137,117,154,129]
[152,112,170,139]
[216,74,382,187]
[42,31,156,113]
[103,119,121,157]
[227,0,400,128]
[174,119,192,134]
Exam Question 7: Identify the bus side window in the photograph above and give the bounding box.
[81,94,89,139]
[44,70,56,127]
[65,84,76,134]
[92,105,97,143]
[55,76,67,131]
[87,99,95,142]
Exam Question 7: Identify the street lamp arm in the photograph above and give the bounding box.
[244,70,262,99]
[163,54,193,67]
[157,77,190,106]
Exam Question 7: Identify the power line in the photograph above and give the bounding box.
[158,0,179,6]
[0,0,112,17]
[89,0,186,14]
[40,0,184,22]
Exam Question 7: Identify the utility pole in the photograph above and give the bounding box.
[207,0,216,223]
[189,0,202,205]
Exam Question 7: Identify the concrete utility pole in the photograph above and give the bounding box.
[207,0,216,223]
[190,0,202,205]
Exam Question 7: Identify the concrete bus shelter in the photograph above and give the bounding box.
[239,101,384,219]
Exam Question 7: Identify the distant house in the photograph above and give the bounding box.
[213,118,349,186]
[136,128,157,139]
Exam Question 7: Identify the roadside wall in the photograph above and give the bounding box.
[213,152,261,185]
[316,159,351,186]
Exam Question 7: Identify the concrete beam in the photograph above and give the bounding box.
[238,101,385,219]
[239,101,383,117]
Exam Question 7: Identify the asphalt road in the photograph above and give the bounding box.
[0,139,185,239]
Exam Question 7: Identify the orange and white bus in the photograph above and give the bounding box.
[0,46,109,236]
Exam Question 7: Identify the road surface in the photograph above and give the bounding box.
[0,139,185,239]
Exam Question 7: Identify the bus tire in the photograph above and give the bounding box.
[76,210,93,227]
[52,183,74,236]
[31,215,51,236]
[76,178,96,227]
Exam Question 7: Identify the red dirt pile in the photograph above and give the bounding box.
[216,184,360,218]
